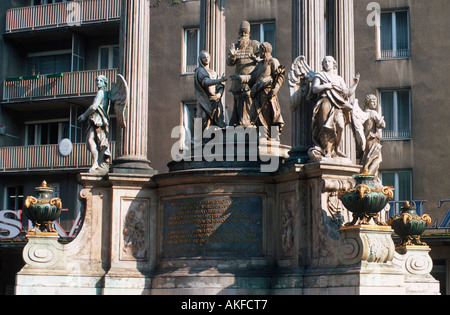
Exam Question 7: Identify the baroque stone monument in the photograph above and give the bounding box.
[15,0,440,295]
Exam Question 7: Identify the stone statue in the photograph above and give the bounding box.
[227,20,260,127]
[231,42,285,139]
[352,94,386,181]
[288,55,315,113]
[281,198,294,253]
[194,50,228,132]
[291,56,359,159]
[78,74,129,175]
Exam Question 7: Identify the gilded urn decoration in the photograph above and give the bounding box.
[388,201,432,246]
[24,181,62,234]
[339,171,394,226]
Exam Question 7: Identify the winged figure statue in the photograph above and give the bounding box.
[288,55,315,113]
[289,55,360,159]
[78,74,129,175]
[109,74,130,129]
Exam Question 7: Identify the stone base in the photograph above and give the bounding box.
[112,156,159,175]
[169,126,290,173]
[393,245,440,295]
[15,162,441,295]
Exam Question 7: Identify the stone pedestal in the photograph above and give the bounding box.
[300,225,406,295]
[102,172,158,295]
[338,225,395,265]
[168,127,290,173]
[15,162,441,295]
[393,245,441,295]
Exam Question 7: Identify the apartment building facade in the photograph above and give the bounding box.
[0,0,448,294]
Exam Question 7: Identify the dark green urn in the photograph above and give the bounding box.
[339,172,394,226]
[24,181,62,234]
[388,201,431,246]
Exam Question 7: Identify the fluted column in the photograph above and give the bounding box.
[290,0,325,161]
[200,0,226,76]
[113,0,154,173]
[328,0,357,162]
[200,0,228,122]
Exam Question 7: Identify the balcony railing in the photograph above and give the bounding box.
[3,68,118,102]
[380,49,410,59]
[6,0,121,33]
[0,142,116,172]
[382,129,411,140]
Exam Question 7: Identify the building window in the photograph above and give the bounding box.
[183,28,200,74]
[379,10,410,59]
[98,45,119,70]
[3,186,24,211]
[27,50,72,75]
[25,120,70,146]
[381,170,412,215]
[380,89,411,140]
[32,0,73,5]
[70,104,83,144]
[250,21,276,56]
[175,102,197,151]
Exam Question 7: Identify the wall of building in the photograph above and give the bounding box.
[354,0,450,222]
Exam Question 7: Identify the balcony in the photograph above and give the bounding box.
[6,0,121,33]
[0,142,116,172]
[3,68,118,102]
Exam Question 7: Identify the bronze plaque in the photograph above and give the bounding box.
[163,196,263,258]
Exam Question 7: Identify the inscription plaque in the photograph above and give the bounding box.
[163,196,263,258]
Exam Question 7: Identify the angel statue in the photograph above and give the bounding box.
[289,55,360,159]
[352,94,386,183]
[78,74,129,175]
[288,55,315,113]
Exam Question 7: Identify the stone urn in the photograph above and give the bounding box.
[24,181,62,234]
[388,201,432,246]
[339,171,394,226]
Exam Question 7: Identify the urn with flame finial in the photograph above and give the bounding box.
[338,170,394,226]
[24,181,62,234]
[388,201,432,246]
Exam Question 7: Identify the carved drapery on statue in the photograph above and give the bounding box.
[227,20,260,127]
[78,75,129,175]
[231,42,285,139]
[194,51,228,130]
[289,55,359,160]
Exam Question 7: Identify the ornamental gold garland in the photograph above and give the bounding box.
[338,184,394,200]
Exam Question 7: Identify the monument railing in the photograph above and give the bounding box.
[2,68,118,102]
[5,0,121,33]
[0,141,116,172]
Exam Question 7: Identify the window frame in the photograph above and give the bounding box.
[379,88,412,141]
[182,27,200,75]
[381,170,413,216]
[27,49,72,75]
[31,0,73,5]
[24,119,70,146]
[377,8,410,60]
[98,45,120,70]
[250,20,276,57]
[3,186,24,211]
